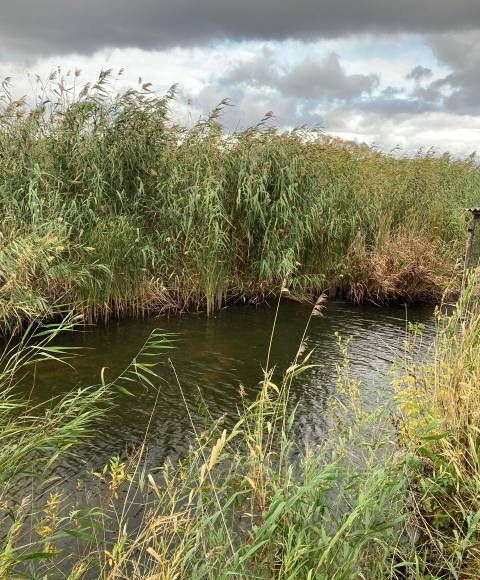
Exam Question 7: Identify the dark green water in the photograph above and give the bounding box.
[24,300,434,480]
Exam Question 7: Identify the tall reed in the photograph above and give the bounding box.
[393,272,480,576]
[0,70,478,332]
[4,279,480,576]
[0,316,175,577]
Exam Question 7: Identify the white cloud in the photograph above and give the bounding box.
[330,110,480,155]
[1,36,479,156]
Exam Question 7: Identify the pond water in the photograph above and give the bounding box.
[23,300,435,480]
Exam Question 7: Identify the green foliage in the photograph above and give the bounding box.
[0,318,175,577]
[4,283,480,576]
[2,68,480,577]
[0,70,477,330]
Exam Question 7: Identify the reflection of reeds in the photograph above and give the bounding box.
[0,70,476,332]
[311,293,327,317]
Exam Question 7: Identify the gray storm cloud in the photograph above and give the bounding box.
[419,30,480,114]
[1,0,480,155]
[224,51,378,101]
[406,65,433,81]
[1,0,480,56]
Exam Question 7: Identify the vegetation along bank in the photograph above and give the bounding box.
[1,71,479,333]
[2,281,480,577]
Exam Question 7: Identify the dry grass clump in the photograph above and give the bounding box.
[393,275,480,576]
[344,231,460,304]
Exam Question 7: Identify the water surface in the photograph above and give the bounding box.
[24,300,434,478]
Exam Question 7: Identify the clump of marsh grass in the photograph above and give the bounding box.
[0,315,175,577]
[5,282,480,576]
[0,70,478,332]
[392,272,480,577]
[345,229,460,304]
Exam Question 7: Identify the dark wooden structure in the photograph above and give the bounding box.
[463,208,480,286]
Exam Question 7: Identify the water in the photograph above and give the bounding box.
[23,300,435,479]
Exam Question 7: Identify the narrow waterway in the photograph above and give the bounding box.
[21,300,434,480]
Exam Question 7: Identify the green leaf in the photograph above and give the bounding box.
[16,551,55,561]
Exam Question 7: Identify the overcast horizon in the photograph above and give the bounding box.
[1,1,480,156]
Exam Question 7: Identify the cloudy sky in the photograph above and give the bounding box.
[1,0,480,155]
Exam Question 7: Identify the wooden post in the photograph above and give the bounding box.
[463,208,480,289]
[465,215,476,267]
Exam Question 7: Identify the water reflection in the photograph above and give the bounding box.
[20,300,435,476]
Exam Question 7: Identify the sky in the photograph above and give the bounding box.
[1,0,480,155]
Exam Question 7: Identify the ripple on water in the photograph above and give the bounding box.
[12,300,435,480]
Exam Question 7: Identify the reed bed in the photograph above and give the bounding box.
[3,279,480,576]
[393,273,480,577]
[0,70,478,332]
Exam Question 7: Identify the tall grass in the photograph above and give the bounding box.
[0,70,478,331]
[3,280,480,576]
[0,300,411,578]
[0,316,175,577]
[393,273,480,577]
